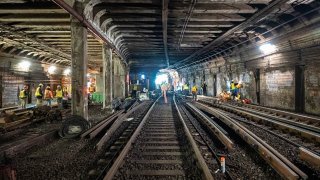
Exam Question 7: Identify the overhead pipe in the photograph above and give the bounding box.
[52,0,127,65]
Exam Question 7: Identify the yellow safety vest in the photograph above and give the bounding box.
[231,82,235,90]
[56,90,63,98]
[183,84,189,90]
[35,87,42,97]
[191,86,197,92]
[19,90,26,99]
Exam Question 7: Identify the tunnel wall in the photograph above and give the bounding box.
[179,22,320,115]
[0,57,59,107]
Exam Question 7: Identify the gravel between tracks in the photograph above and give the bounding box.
[11,105,114,180]
[223,110,320,179]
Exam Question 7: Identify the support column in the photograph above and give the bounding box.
[295,50,305,113]
[125,67,129,97]
[70,1,88,119]
[102,45,113,109]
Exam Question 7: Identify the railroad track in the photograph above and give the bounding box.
[198,98,320,148]
[102,95,213,180]
[192,102,309,180]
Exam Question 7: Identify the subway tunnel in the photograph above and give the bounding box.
[0,0,320,179]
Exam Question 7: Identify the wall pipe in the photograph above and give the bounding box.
[52,0,127,66]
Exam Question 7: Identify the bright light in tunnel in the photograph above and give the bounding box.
[18,60,31,71]
[141,74,145,79]
[48,66,56,74]
[155,74,168,85]
[259,43,276,54]
[63,68,71,76]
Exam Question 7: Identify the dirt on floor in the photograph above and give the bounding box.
[11,105,111,180]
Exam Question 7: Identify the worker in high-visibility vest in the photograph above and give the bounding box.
[191,85,198,101]
[230,80,236,100]
[19,85,28,109]
[35,83,43,107]
[44,86,53,107]
[55,85,63,109]
[183,84,189,97]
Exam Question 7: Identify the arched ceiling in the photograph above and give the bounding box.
[0,0,319,71]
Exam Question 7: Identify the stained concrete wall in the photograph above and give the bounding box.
[178,20,320,115]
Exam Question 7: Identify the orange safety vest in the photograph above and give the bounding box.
[44,90,53,99]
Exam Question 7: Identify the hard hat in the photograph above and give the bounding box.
[39,83,43,87]
[57,85,61,88]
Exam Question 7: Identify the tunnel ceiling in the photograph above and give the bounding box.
[0,0,319,71]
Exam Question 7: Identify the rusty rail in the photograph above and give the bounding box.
[195,102,308,180]
[103,97,160,180]
[96,101,148,150]
[185,102,234,151]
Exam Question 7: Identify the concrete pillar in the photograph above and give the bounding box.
[70,1,88,119]
[102,45,113,109]
[112,53,115,98]
[121,64,126,98]
[125,67,129,97]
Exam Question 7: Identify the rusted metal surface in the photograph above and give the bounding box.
[80,109,124,139]
[0,130,57,158]
[299,147,320,170]
[242,103,320,126]
[173,96,214,180]
[104,97,160,180]
[196,102,308,180]
[103,95,214,179]
[185,102,234,151]
[96,101,148,150]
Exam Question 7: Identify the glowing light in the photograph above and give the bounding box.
[87,73,90,77]
[18,60,31,71]
[155,74,168,85]
[259,43,277,54]
[48,66,56,74]
[63,68,71,75]
[141,74,145,79]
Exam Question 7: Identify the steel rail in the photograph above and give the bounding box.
[215,103,320,143]
[173,96,214,180]
[241,103,320,125]
[96,101,148,150]
[223,104,320,133]
[185,102,234,151]
[103,96,161,180]
[195,102,308,180]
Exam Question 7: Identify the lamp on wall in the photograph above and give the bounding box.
[259,43,277,54]
[63,68,71,76]
[18,60,31,71]
[48,65,56,74]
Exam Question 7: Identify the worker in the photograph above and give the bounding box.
[44,86,53,106]
[132,84,138,98]
[230,80,236,100]
[183,83,189,97]
[191,85,198,101]
[55,85,63,109]
[161,82,169,103]
[19,85,28,109]
[89,83,95,94]
[202,81,207,96]
[35,83,43,107]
